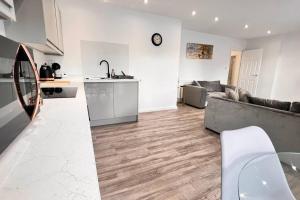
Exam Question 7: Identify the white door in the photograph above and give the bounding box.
[238,49,263,95]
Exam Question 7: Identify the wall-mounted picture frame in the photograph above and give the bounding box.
[186,43,214,59]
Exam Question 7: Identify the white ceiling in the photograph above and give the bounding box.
[102,0,300,39]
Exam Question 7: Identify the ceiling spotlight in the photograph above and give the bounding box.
[244,24,249,29]
[267,30,271,34]
[144,0,148,4]
[214,17,219,22]
[192,10,197,16]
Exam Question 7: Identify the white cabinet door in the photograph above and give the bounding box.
[55,2,64,52]
[0,0,15,21]
[85,83,114,120]
[114,82,138,118]
[42,0,59,48]
[0,83,13,108]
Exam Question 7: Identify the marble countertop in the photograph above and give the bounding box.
[0,77,101,200]
[0,78,13,82]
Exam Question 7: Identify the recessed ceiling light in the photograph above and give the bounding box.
[267,30,272,34]
[244,24,249,29]
[214,17,219,22]
[144,0,148,4]
[192,10,197,16]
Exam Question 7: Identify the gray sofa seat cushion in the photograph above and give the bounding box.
[290,102,300,113]
[208,92,227,98]
[198,81,222,92]
[249,97,291,111]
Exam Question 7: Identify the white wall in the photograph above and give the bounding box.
[179,29,246,85]
[53,0,182,112]
[80,41,129,78]
[246,35,282,98]
[246,31,300,101]
[271,31,300,101]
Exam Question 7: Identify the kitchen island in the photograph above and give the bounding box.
[84,78,139,126]
[0,77,101,200]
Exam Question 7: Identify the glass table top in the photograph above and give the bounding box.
[239,153,300,200]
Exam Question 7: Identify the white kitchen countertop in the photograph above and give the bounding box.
[0,78,13,82]
[0,77,101,200]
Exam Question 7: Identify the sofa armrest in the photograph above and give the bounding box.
[183,85,207,108]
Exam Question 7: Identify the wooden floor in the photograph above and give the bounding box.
[91,104,221,200]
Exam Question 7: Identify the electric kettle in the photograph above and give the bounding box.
[39,63,54,81]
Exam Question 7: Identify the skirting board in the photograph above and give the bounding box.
[90,115,138,127]
[140,105,178,113]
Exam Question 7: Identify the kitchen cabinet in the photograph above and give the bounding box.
[4,0,64,55]
[85,83,114,121]
[55,4,64,52]
[0,82,13,108]
[114,82,138,118]
[42,0,59,49]
[0,0,16,21]
[84,81,139,126]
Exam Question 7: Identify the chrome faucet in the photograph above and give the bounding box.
[100,60,110,78]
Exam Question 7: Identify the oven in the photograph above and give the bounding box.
[0,35,40,154]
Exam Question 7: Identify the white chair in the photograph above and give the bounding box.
[221,126,276,200]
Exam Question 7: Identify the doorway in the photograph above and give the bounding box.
[227,51,242,87]
[238,49,263,95]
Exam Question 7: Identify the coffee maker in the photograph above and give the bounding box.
[52,63,63,79]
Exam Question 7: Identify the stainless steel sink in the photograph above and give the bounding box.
[85,76,134,80]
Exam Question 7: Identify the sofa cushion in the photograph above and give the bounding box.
[239,88,251,103]
[226,88,239,101]
[265,99,291,111]
[199,81,222,92]
[209,92,227,98]
[249,97,291,111]
[248,97,266,107]
[290,102,300,113]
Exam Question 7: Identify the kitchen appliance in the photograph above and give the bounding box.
[41,87,78,99]
[0,35,40,154]
[39,63,54,81]
[51,63,63,79]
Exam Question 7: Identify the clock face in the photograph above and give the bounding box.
[152,33,162,46]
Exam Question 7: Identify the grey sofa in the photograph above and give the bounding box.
[183,80,235,108]
[204,96,300,152]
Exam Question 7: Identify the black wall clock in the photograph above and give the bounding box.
[151,33,162,46]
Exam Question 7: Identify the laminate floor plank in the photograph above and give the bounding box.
[92,104,221,200]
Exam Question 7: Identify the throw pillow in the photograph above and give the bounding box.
[226,88,239,101]
[238,88,251,103]
[290,102,300,113]
[192,80,201,87]
[199,81,222,92]
[225,85,236,91]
